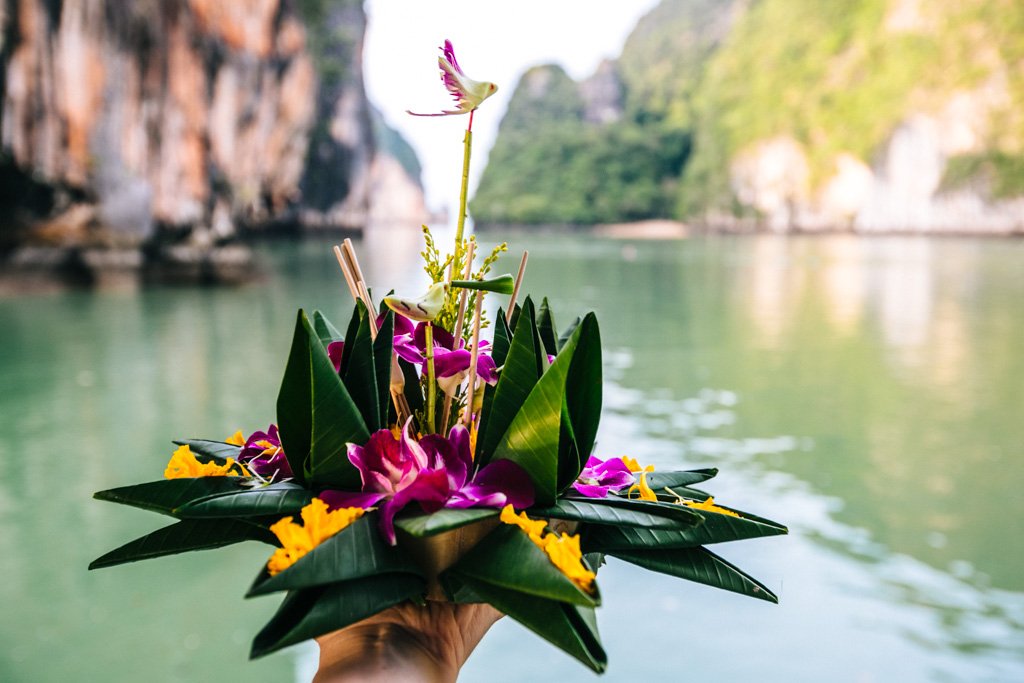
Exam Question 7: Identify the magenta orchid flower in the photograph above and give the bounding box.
[571,456,635,498]
[237,425,293,480]
[389,314,498,393]
[407,39,498,118]
[321,421,533,544]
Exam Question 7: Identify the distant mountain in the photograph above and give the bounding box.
[473,0,1024,233]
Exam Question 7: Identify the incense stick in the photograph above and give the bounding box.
[506,250,529,324]
[463,291,485,427]
[333,245,359,302]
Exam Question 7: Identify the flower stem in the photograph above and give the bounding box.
[453,119,473,277]
[424,322,436,434]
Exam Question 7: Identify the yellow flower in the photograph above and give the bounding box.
[500,505,596,593]
[225,430,246,446]
[266,499,364,576]
[682,496,740,518]
[163,444,246,479]
[621,456,658,502]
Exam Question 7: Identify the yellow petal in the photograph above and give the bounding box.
[682,496,741,518]
[225,430,246,446]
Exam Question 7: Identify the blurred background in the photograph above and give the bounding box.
[1,1,1022,681]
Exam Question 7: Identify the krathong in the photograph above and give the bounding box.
[90,39,786,673]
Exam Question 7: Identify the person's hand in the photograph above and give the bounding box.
[314,601,502,683]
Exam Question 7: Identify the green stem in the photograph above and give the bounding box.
[453,124,473,277]
[424,322,436,434]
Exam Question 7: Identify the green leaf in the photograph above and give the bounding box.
[447,524,598,607]
[490,310,595,505]
[491,307,514,368]
[172,439,241,463]
[572,494,703,526]
[250,574,425,658]
[529,497,700,530]
[311,310,342,346]
[450,273,515,294]
[173,483,313,519]
[338,302,388,432]
[557,316,581,352]
[248,515,422,597]
[93,478,248,516]
[537,297,559,356]
[476,298,542,464]
[371,310,395,430]
[559,313,602,491]
[444,573,606,673]
[276,309,369,488]
[89,518,275,569]
[583,507,787,551]
[393,508,499,537]
[646,468,719,489]
[607,546,779,603]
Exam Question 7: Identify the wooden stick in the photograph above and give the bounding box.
[462,292,485,427]
[506,250,529,324]
[340,239,379,339]
[333,245,359,302]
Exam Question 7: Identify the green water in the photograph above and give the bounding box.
[1,232,1022,682]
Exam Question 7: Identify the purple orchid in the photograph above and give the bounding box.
[237,424,293,480]
[389,314,499,393]
[321,421,534,544]
[571,456,635,498]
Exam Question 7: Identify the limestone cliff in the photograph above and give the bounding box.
[0,0,425,282]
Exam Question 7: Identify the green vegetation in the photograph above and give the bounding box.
[472,0,1024,225]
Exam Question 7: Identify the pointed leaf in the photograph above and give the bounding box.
[312,310,342,346]
[172,439,241,463]
[528,497,699,530]
[447,524,598,607]
[476,298,542,464]
[444,573,606,673]
[490,312,593,504]
[537,298,558,356]
[608,546,779,603]
[557,316,581,352]
[371,310,395,430]
[250,574,425,658]
[646,468,719,489]
[339,302,385,431]
[248,514,422,596]
[89,518,275,569]
[583,507,787,551]
[93,478,247,516]
[393,508,499,537]
[174,482,313,518]
[276,309,369,488]
[559,313,602,490]
[490,308,514,368]
[570,494,703,526]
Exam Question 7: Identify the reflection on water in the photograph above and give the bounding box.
[1,231,1022,681]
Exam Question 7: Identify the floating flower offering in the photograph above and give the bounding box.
[90,39,785,673]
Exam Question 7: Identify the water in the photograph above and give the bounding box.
[1,231,1022,682]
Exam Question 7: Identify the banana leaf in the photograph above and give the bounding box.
[607,546,779,603]
[337,302,393,432]
[583,508,787,551]
[248,514,421,597]
[311,310,342,346]
[89,518,276,569]
[93,478,248,516]
[393,508,499,537]
[490,312,599,505]
[476,298,542,464]
[172,439,241,463]
[529,497,699,531]
[558,313,602,491]
[445,573,606,673]
[173,482,313,518]
[276,309,368,488]
[445,524,599,607]
[250,573,425,658]
[537,297,559,356]
[645,468,719,489]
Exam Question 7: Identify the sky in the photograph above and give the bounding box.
[363,0,661,216]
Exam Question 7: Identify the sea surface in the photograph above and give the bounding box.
[1,230,1022,682]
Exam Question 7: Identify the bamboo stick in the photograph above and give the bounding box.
[506,250,529,324]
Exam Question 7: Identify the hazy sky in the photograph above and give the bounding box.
[363,0,660,217]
